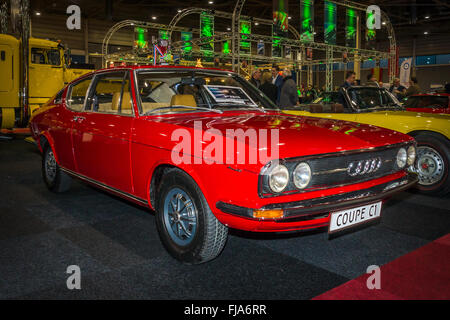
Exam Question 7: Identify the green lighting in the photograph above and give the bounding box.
[200,12,214,55]
[134,27,148,49]
[324,1,337,45]
[300,0,314,42]
[223,40,231,54]
[159,30,169,41]
[346,9,357,47]
[240,19,251,54]
[181,31,193,57]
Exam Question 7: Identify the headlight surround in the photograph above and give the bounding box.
[268,164,289,193]
[396,148,407,168]
[407,145,416,166]
[293,162,312,189]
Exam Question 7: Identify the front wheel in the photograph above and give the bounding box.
[411,133,450,196]
[155,168,228,264]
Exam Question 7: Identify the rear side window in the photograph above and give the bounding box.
[67,76,93,112]
[86,71,133,115]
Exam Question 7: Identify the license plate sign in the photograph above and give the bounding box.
[329,202,382,233]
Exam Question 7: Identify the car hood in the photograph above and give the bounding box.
[148,111,412,161]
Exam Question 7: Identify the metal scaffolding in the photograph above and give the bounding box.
[101,0,397,85]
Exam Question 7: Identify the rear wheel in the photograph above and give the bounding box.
[411,133,450,196]
[155,168,228,264]
[42,145,72,193]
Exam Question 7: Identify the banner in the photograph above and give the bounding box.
[272,0,289,57]
[399,58,412,88]
[180,31,193,58]
[257,40,265,56]
[134,27,148,49]
[366,10,376,49]
[300,0,314,42]
[345,9,357,48]
[200,12,214,55]
[324,1,337,45]
[240,19,251,55]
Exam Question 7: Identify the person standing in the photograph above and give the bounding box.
[279,69,299,108]
[272,65,284,105]
[404,77,421,97]
[259,71,278,104]
[250,69,262,88]
[366,73,380,87]
[338,71,356,106]
[389,77,406,100]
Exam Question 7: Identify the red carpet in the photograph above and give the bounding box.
[313,234,450,300]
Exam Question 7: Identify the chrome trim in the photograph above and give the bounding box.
[60,167,148,205]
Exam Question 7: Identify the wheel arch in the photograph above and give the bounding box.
[37,132,59,162]
[148,163,210,211]
[407,130,450,148]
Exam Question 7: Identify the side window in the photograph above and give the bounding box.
[67,76,93,112]
[31,48,46,64]
[86,71,133,115]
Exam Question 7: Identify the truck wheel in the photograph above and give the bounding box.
[155,168,228,264]
[412,133,450,196]
[42,145,72,193]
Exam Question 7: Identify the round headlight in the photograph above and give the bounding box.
[397,148,407,168]
[268,164,289,193]
[407,146,416,166]
[293,162,312,189]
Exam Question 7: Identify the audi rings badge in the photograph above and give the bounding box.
[347,158,382,176]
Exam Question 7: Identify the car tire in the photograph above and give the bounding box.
[412,132,450,196]
[42,145,72,193]
[155,168,228,264]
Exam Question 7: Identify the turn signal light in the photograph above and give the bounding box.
[253,209,284,219]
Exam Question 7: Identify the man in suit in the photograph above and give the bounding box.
[272,65,284,105]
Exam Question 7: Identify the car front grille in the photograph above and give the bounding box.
[259,142,414,198]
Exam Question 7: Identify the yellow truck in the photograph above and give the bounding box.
[0,34,93,129]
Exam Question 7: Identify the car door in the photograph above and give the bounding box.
[51,75,93,171]
[71,70,134,193]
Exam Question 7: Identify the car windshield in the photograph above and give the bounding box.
[135,70,277,115]
[346,87,402,110]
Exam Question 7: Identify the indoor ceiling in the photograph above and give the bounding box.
[29,0,450,40]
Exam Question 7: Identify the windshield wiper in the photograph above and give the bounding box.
[214,104,267,113]
[145,105,223,115]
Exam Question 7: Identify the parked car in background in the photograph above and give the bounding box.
[282,87,450,196]
[402,94,450,114]
[30,67,417,264]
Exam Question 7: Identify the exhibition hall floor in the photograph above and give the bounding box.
[1,138,449,299]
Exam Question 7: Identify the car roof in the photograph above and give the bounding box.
[69,65,236,84]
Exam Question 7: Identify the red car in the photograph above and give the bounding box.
[30,66,418,264]
[403,94,450,114]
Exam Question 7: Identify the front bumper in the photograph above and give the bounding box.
[215,173,418,232]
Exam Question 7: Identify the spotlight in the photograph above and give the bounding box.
[151,16,157,20]
[424,31,429,35]
[208,1,214,4]
[255,22,259,26]
[35,11,41,16]
[425,15,430,19]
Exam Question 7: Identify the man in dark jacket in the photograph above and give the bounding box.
[279,69,298,108]
[389,77,406,100]
[272,65,284,105]
[405,77,421,97]
[338,71,356,106]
